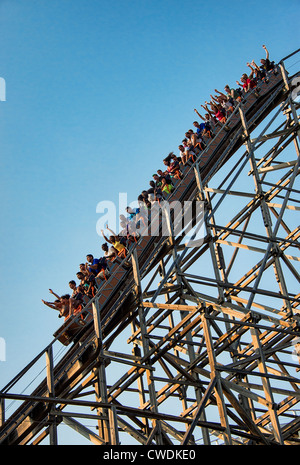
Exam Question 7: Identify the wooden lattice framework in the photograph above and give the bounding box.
[0,52,300,446]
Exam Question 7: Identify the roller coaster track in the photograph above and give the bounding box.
[1,51,300,446]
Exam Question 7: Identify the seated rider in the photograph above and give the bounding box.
[236,73,256,93]
[223,85,241,105]
[157,169,173,185]
[181,139,196,163]
[163,153,182,179]
[101,227,127,256]
[193,120,211,139]
[194,108,218,133]
[250,46,275,83]
[260,44,275,74]
[42,296,63,315]
[95,256,110,280]
[149,180,163,203]
[86,254,100,276]
[43,290,72,320]
[76,271,96,298]
[161,177,174,196]
[101,242,118,261]
[202,101,227,125]
[67,280,84,316]
[126,206,139,222]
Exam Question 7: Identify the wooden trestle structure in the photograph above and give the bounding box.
[0,51,300,446]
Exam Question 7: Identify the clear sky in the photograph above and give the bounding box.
[0,0,299,445]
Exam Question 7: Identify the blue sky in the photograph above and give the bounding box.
[0,0,299,444]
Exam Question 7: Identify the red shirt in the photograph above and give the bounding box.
[243,78,256,90]
[215,110,225,121]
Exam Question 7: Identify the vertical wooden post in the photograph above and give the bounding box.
[0,398,5,427]
[201,308,232,445]
[108,406,119,446]
[46,346,57,445]
[250,318,284,444]
[92,300,112,444]
[132,248,164,445]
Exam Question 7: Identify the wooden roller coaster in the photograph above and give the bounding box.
[0,50,299,446]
